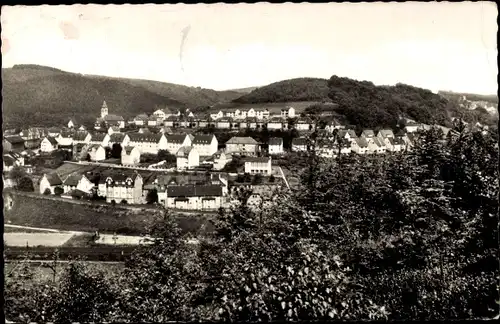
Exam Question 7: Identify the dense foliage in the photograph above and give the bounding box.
[233,78,330,104]
[5,127,499,322]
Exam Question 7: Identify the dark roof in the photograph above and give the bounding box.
[167,185,223,197]
[226,136,258,145]
[44,136,59,145]
[4,136,25,144]
[48,127,61,133]
[355,137,368,148]
[109,133,126,142]
[268,137,283,145]
[73,131,90,141]
[123,146,138,154]
[60,130,74,138]
[362,130,375,137]
[134,114,149,120]
[165,115,179,121]
[64,174,83,186]
[166,134,187,144]
[105,171,141,183]
[45,173,63,186]
[104,114,124,121]
[339,129,357,138]
[292,137,308,146]
[3,155,15,166]
[176,146,194,157]
[244,156,271,163]
[192,134,215,145]
[91,133,107,142]
[128,133,162,142]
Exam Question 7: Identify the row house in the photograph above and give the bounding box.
[89,133,110,147]
[40,136,59,153]
[268,137,284,155]
[39,173,63,194]
[72,131,92,145]
[121,146,141,166]
[166,134,192,154]
[176,146,200,170]
[108,133,129,148]
[147,116,162,127]
[63,173,94,194]
[104,171,144,204]
[165,185,225,210]
[211,108,271,120]
[244,156,272,175]
[88,145,106,161]
[192,134,218,156]
[127,133,167,154]
[225,136,260,156]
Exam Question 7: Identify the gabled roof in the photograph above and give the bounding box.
[134,114,149,121]
[48,127,61,133]
[123,146,138,154]
[73,131,90,141]
[361,130,375,138]
[176,146,194,157]
[226,136,258,145]
[63,173,84,186]
[148,115,159,121]
[166,134,188,144]
[355,137,368,148]
[269,137,283,145]
[59,130,74,138]
[339,129,357,138]
[378,129,394,138]
[109,126,120,132]
[192,134,215,145]
[292,137,308,146]
[91,133,107,142]
[4,135,25,144]
[372,137,385,147]
[105,171,141,184]
[165,115,180,121]
[244,156,271,163]
[3,155,16,166]
[44,173,63,186]
[44,136,59,146]
[167,185,223,197]
[128,132,162,143]
[109,133,126,142]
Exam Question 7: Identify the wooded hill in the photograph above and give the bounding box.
[2,65,241,129]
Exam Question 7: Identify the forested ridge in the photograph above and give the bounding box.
[5,126,499,322]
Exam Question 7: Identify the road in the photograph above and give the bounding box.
[278,166,291,190]
[4,224,84,234]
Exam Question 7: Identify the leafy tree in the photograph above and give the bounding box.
[146,189,159,204]
[54,187,64,196]
[17,177,34,192]
[43,188,51,195]
[121,199,128,204]
[9,166,26,184]
[110,143,122,158]
[251,173,263,185]
[157,149,176,163]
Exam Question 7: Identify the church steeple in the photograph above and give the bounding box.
[101,100,108,118]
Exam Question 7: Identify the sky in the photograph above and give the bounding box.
[1,3,498,94]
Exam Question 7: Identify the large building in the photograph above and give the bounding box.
[165,185,225,210]
[104,171,144,204]
[192,134,218,156]
[225,136,260,155]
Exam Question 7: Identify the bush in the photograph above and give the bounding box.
[43,188,52,195]
[17,177,34,192]
[120,200,128,204]
[54,187,64,196]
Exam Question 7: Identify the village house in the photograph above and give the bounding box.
[225,136,260,156]
[337,139,352,155]
[291,137,309,152]
[316,141,336,158]
[39,173,63,194]
[73,144,90,161]
[165,185,225,210]
[384,136,404,152]
[324,119,344,133]
[216,117,232,129]
[368,137,387,154]
[159,126,173,135]
[104,171,144,204]
[89,132,110,147]
[95,100,126,129]
[134,114,149,126]
[280,106,296,118]
[351,137,369,154]
[67,119,76,129]
[153,107,174,121]
[40,136,59,153]
[338,129,358,142]
[3,135,26,153]
[404,122,423,133]
[56,131,74,146]
[192,134,218,157]
[268,137,284,155]
[72,131,92,145]
[176,146,200,170]
[295,117,315,131]
[147,115,161,127]
[244,156,272,175]
[20,127,49,141]
[267,117,284,130]
[62,173,95,194]
[121,146,141,166]
[210,110,224,120]
[255,109,270,120]
[361,129,376,139]
[88,145,107,161]
[107,126,121,135]
[213,151,233,170]
[128,133,168,154]
[108,133,129,148]
[377,129,395,139]
[165,134,192,154]
[48,127,62,137]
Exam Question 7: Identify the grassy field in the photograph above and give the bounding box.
[4,192,214,236]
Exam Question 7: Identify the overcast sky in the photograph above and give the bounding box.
[1,3,498,94]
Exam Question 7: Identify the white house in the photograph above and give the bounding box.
[405,122,423,133]
[39,173,63,194]
[268,137,284,155]
[192,134,218,157]
[121,146,141,166]
[89,133,110,147]
[244,156,272,175]
[128,133,168,154]
[210,110,224,120]
[56,131,73,146]
[291,137,309,152]
[267,117,284,130]
[377,129,395,139]
[104,172,143,204]
[281,106,296,118]
[176,146,200,170]
[225,137,260,155]
[109,133,129,148]
[351,137,368,155]
[68,119,76,129]
[63,173,95,194]
[295,117,314,131]
[213,151,233,171]
[72,131,92,145]
[107,126,121,135]
[134,114,149,126]
[40,136,59,153]
[153,107,173,121]
[361,130,376,139]
[88,145,106,161]
[165,185,225,210]
[166,134,192,154]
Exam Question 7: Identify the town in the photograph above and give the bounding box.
[3,99,465,212]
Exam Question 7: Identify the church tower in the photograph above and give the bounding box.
[101,100,109,118]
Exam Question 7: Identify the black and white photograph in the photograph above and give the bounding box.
[2,2,499,322]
